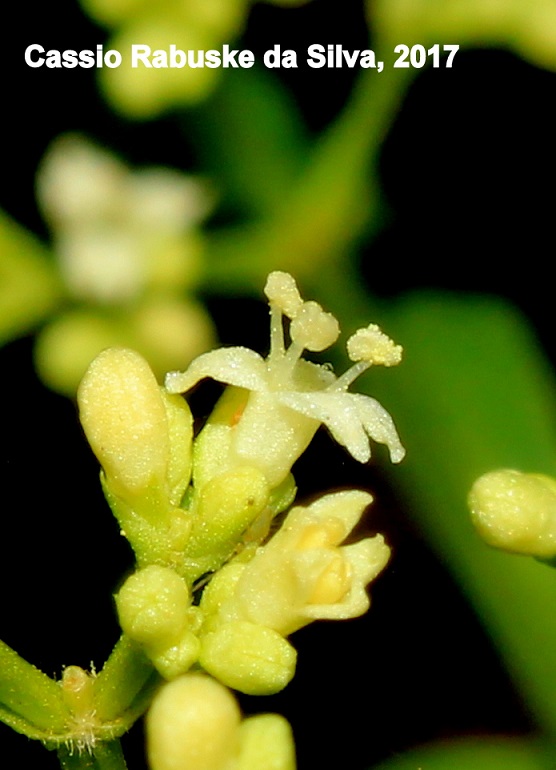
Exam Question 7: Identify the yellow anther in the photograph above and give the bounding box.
[264,271,304,318]
[290,301,340,352]
[347,324,402,366]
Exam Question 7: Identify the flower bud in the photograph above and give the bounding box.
[78,347,170,500]
[147,675,241,770]
[238,714,296,770]
[469,469,556,556]
[116,565,191,649]
[199,620,297,695]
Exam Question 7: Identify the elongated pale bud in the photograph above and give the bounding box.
[78,347,193,510]
[469,469,556,556]
[78,348,170,499]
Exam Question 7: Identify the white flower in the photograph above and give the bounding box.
[165,271,404,487]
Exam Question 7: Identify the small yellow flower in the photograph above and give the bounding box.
[166,271,404,488]
[203,489,390,637]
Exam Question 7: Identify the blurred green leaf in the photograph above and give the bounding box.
[0,209,61,344]
[373,737,550,770]
[378,292,556,737]
[186,66,308,218]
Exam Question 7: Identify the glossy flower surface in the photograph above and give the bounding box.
[166,271,404,487]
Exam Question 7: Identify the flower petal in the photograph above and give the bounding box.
[302,535,390,622]
[165,347,268,394]
[351,393,405,463]
[277,391,372,463]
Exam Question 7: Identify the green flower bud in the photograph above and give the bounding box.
[182,467,270,579]
[116,565,191,649]
[199,620,297,695]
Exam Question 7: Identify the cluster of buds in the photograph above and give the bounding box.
[147,674,296,770]
[78,272,403,694]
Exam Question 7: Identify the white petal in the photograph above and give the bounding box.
[165,347,268,394]
[351,394,405,463]
[277,391,371,463]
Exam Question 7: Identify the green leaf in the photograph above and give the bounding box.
[377,292,556,737]
[185,65,308,218]
[92,636,159,726]
[0,209,62,344]
[373,737,550,770]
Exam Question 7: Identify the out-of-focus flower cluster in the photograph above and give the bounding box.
[79,0,313,118]
[0,134,215,395]
[78,272,402,696]
[369,0,556,70]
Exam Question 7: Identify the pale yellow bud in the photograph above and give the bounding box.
[238,714,296,770]
[116,565,191,648]
[199,620,297,696]
[147,674,241,770]
[78,347,169,499]
[469,469,556,557]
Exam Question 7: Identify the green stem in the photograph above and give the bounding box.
[203,53,415,293]
[57,739,128,770]
[0,639,69,735]
[93,636,160,725]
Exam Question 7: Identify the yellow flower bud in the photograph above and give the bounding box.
[147,674,241,770]
[469,469,556,557]
[116,565,191,649]
[238,714,296,770]
[199,620,297,695]
[78,347,170,499]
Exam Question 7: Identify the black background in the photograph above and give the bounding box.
[2,1,554,767]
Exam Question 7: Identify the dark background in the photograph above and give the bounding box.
[2,0,554,767]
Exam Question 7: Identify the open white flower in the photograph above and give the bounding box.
[165,271,404,487]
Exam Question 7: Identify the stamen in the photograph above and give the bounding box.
[330,360,372,392]
[347,324,402,366]
[264,271,303,319]
[290,301,340,352]
[267,304,286,368]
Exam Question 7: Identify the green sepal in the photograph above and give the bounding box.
[101,474,192,570]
